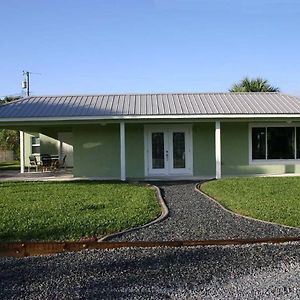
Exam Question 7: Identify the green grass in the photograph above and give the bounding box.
[0,160,20,171]
[0,181,161,242]
[200,177,300,228]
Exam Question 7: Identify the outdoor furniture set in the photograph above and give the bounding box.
[28,154,67,172]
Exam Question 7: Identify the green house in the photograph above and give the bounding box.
[1,92,300,180]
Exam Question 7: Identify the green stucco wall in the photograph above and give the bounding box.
[72,124,144,178]
[23,121,300,178]
[193,123,215,177]
[125,124,144,178]
[73,124,120,178]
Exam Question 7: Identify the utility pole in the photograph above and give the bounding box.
[24,71,30,96]
[22,70,30,97]
[22,70,41,97]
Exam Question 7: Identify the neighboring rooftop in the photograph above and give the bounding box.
[1,92,300,120]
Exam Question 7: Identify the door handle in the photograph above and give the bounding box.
[166,150,168,161]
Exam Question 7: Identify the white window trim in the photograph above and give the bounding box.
[249,123,300,165]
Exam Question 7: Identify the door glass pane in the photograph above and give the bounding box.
[252,127,266,159]
[173,132,185,168]
[267,127,295,159]
[152,133,164,169]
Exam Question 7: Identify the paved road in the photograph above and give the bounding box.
[108,182,300,241]
[1,242,300,299]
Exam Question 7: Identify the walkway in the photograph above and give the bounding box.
[109,182,300,241]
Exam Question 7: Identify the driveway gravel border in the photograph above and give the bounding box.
[197,183,300,230]
[1,241,300,299]
[99,184,169,242]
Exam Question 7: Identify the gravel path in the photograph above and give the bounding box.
[1,242,300,299]
[108,182,300,241]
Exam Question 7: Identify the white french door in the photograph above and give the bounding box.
[145,125,193,177]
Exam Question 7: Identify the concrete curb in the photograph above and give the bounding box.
[196,183,300,231]
[99,184,169,242]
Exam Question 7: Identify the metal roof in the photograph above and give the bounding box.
[1,93,300,120]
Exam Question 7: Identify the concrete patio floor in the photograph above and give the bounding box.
[0,170,74,182]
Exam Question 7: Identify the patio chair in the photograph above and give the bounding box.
[60,155,67,171]
[28,155,40,172]
[49,155,59,171]
[41,154,52,172]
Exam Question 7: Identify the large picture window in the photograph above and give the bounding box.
[251,126,300,161]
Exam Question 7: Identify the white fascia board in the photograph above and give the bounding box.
[1,114,300,123]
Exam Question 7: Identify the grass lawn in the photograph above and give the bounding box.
[200,177,300,228]
[0,161,20,171]
[0,181,161,242]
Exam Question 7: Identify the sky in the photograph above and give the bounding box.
[0,0,299,97]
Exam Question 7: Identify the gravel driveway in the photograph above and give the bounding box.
[1,242,300,299]
[108,182,300,241]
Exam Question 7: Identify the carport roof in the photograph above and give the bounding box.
[1,92,300,121]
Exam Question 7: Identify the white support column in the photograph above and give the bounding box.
[120,122,126,181]
[215,121,221,179]
[20,131,25,173]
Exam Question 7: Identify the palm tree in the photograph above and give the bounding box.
[230,77,280,92]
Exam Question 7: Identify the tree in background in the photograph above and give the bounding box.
[0,130,20,158]
[229,77,280,92]
[0,96,21,160]
[0,96,21,104]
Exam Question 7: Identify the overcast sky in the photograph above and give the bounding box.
[0,0,299,97]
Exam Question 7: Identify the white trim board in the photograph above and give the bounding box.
[215,121,221,179]
[120,122,126,181]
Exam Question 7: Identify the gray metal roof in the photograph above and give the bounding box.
[1,93,300,120]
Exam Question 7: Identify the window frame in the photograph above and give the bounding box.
[249,123,300,165]
[31,136,41,155]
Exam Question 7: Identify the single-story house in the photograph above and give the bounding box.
[1,92,300,180]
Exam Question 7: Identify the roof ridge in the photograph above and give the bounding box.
[18,92,283,98]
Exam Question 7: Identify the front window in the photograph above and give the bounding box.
[31,136,40,154]
[251,126,298,161]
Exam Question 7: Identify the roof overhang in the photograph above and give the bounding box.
[2,113,300,123]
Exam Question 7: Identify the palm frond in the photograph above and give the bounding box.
[229,77,280,92]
